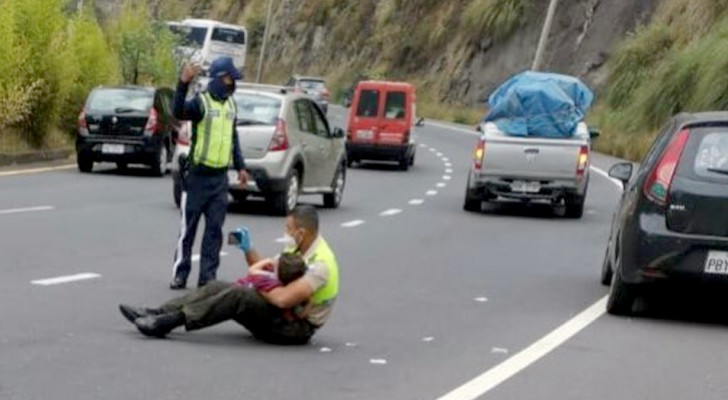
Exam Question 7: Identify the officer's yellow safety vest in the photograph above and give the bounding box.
[286,238,340,305]
[192,93,236,169]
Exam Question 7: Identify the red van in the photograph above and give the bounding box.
[346,81,416,170]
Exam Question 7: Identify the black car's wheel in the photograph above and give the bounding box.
[564,195,585,219]
[172,172,182,208]
[398,155,410,171]
[323,165,345,208]
[77,155,93,173]
[600,241,614,286]
[150,144,168,177]
[606,252,636,316]
[409,151,415,166]
[271,169,300,216]
[116,162,128,171]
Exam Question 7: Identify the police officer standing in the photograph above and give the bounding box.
[170,56,249,289]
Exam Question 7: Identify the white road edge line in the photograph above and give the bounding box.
[436,297,608,400]
[590,165,623,189]
[0,164,75,177]
[380,209,403,217]
[0,206,55,215]
[32,273,101,286]
[341,220,365,228]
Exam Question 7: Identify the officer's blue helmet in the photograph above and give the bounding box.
[209,57,242,80]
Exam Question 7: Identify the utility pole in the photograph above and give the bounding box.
[255,0,275,83]
[531,0,559,71]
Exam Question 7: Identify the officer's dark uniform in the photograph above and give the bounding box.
[171,57,246,289]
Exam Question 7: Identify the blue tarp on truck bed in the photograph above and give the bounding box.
[484,71,594,138]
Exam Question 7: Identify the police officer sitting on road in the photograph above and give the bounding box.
[170,56,250,290]
[119,205,340,345]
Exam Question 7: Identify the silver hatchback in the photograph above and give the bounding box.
[171,84,347,215]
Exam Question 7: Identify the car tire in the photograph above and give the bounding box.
[606,252,636,316]
[151,145,168,177]
[116,162,128,171]
[409,152,415,166]
[463,179,482,212]
[77,155,93,173]
[172,172,182,208]
[271,169,300,216]
[600,242,614,286]
[398,156,410,171]
[564,195,585,219]
[323,165,345,208]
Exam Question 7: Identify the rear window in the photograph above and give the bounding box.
[86,89,153,113]
[233,93,281,125]
[356,89,379,117]
[171,26,208,48]
[384,91,407,119]
[693,131,728,178]
[211,27,245,45]
[298,80,325,90]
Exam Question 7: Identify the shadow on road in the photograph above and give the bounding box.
[628,285,728,327]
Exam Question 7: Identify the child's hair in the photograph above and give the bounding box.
[277,253,307,284]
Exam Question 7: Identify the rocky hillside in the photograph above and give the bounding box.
[94,0,657,106]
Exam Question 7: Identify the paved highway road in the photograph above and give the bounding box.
[1,107,726,399]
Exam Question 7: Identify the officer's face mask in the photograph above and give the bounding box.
[282,228,304,250]
[208,77,234,101]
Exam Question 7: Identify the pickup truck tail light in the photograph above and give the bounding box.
[576,145,589,177]
[473,138,486,170]
[643,128,689,206]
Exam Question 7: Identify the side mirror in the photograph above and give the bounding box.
[608,162,633,187]
[332,127,345,139]
[415,117,425,127]
[589,126,601,139]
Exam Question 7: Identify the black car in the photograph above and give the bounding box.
[76,86,178,176]
[602,112,728,315]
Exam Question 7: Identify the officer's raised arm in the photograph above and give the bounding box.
[173,63,205,122]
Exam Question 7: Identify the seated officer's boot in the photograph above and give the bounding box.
[118,304,166,324]
[134,311,185,338]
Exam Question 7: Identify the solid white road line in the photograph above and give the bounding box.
[0,206,55,215]
[0,164,75,177]
[408,199,424,205]
[427,120,477,135]
[590,165,624,189]
[437,297,608,400]
[380,209,403,217]
[32,273,101,286]
[341,220,365,228]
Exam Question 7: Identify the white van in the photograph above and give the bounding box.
[167,19,248,77]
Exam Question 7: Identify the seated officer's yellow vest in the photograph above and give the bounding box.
[286,238,339,305]
[192,93,236,169]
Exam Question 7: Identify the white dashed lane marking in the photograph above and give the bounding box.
[426,190,438,196]
[0,206,55,215]
[408,199,425,205]
[341,220,365,228]
[380,209,403,216]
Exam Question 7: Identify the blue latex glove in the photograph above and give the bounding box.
[235,226,252,253]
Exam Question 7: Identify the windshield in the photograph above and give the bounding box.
[233,93,281,125]
[211,27,245,45]
[299,80,326,91]
[86,89,153,113]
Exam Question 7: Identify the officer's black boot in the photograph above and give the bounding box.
[118,304,166,324]
[134,311,185,338]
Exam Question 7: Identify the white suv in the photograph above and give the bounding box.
[171,84,347,215]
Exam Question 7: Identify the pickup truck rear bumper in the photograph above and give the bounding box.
[467,173,588,202]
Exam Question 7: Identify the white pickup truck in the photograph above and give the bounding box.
[464,121,599,218]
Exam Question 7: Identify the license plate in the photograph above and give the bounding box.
[511,180,541,193]
[704,251,728,275]
[101,144,124,154]
[357,130,373,140]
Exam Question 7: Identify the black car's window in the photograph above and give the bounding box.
[294,100,314,134]
[86,89,153,113]
[234,93,281,125]
[690,130,728,180]
[384,91,407,120]
[211,27,245,45]
[356,89,379,117]
[309,101,330,138]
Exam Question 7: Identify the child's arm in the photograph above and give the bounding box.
[295,301,313,319]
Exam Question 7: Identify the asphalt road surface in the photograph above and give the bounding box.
[1,106,727,400]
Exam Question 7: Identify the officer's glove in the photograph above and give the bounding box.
[233,226,252,253]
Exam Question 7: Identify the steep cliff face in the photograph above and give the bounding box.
[95,0,658,105]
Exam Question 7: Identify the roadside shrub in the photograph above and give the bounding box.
[461,0,528,42]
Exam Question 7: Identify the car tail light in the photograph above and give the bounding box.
[268,118,289,151]
[473,138,486,170]
[144,108,159,135]
[177,122,191,146]
[576,145,589,177]
[78,109,89,136]
[643,128,689,205]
